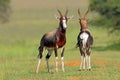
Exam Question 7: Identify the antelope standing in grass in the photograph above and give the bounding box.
[76,9,93,71]
[36,9,72,73]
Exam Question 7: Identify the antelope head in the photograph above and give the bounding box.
[55,9,73,30]
[78,8,89,30]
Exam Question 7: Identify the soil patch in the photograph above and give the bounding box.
[66,61,80,67]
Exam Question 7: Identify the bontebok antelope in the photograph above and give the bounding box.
[76,8,93,71]
[36,9,72,73]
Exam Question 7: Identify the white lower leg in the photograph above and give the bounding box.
[55,57,58,72]
[86,55,89,69]
[83,56,86,70]
[61,57,65,72]
[80,56,83,70]
[36,59,41,73]
[88,56,91,69]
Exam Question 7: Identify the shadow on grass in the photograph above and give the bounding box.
[93,42,120,51]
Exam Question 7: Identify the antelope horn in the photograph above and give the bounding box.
[65,9,68,16]
[84,8,89,18]
[57,9,62,17]
[78,8,82,18]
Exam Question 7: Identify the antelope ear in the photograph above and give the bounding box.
[67,16,73,20]
[55,15,60,19]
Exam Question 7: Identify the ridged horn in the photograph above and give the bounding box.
[57,9,62,17]
[84,8,89,18]
[78,8,82,18]
[65,9,68,16]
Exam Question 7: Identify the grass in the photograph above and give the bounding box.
[0,0,120,80]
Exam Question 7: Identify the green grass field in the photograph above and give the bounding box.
[0,0,120,80]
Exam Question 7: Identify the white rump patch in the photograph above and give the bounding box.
[80,32,89,48]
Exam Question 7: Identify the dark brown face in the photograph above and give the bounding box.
[56,9,73,30]
[60,16,68,21]
[59,16,68,29]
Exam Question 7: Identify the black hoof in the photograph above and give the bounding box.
[88,69,91,71]
[48,70,54,74]
[78,69,82,71]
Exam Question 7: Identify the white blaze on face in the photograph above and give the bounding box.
[62,17,67,29]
